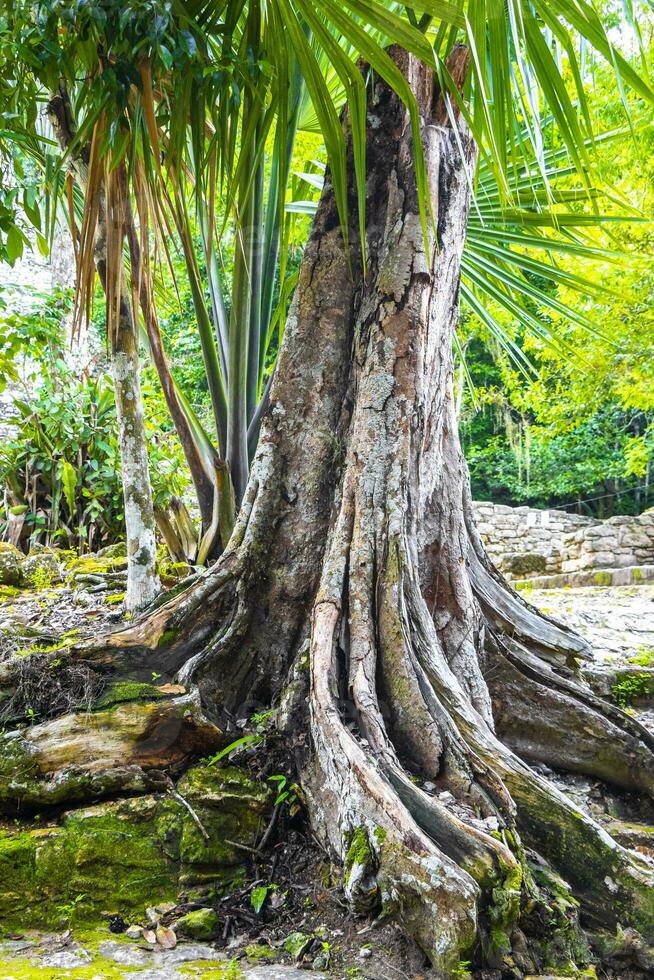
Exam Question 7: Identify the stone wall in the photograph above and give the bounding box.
[474,501,654,584]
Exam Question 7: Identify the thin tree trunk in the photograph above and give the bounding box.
[106,300,161,612]
[26,53,654,974]
[125,210,217,532]
[47,84,160,612]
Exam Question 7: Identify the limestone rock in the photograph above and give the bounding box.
[0,764,272,928]
[21,547,62,587]
[0,543,23,587]
[98,939,151,966]
[41,947,92,968]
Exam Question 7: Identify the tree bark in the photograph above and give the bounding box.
[26,52,654,974]
[107,294,161,613]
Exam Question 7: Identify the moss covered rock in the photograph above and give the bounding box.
[92,680,183,710]
[21,548,62,588]
[0,692,224,808]
[506,552,547,577]
[175,908,220,941]
[0,764,272,931]
[0,543,23,587]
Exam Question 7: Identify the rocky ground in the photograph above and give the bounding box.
[0,920,422,980]
[528,584,654,667]
[0,543,129,664]
[529,583,654,732]
[0,576,653,979]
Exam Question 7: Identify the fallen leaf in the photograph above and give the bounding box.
[156,684,186,695]
[156,926,177,949]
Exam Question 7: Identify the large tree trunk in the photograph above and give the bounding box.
[22,51,654,974]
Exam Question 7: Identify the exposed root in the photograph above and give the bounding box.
[486,630,654,797]
[305,600,481,974]
[468,542,592,666]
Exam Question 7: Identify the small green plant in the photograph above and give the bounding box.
[451,961,473,980]
[611,671,654,708]
[250,709,274,727]
[223,961,245,980]
[56,892,87,927]
[205,733,263,767]
[250,883,277,914]
[268,773,301,814]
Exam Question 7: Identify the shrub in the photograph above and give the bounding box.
[0,289,189,552]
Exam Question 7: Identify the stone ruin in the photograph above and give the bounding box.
[474,501,654,589]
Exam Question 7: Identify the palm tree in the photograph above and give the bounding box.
[3,0,654,972]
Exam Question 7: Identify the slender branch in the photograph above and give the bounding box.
[170,789,210,841]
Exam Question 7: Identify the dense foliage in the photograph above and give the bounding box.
[1,0,654,556]
[460,45,654,517]
[0,290,187,550]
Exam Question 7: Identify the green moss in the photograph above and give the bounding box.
[31,799,179,925]
[27,636,75,657]
[93,680,172,709]
[179,961,245,979]
[373,826,387,845]
[527,863,590,969]
[104,592,126,604]
[178,764,272,810]
[176,907,220,940]
[0,764,272,931]
[489,927,511,954]
[0,930,244,979]
[0,830,37,906]
[65,554,126,576]
[593,571,612,586]
[0,952,131,980]
[488,860,523,955]
[344,826,374,884]
[0,585,20,600]
[245,943,277,961]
